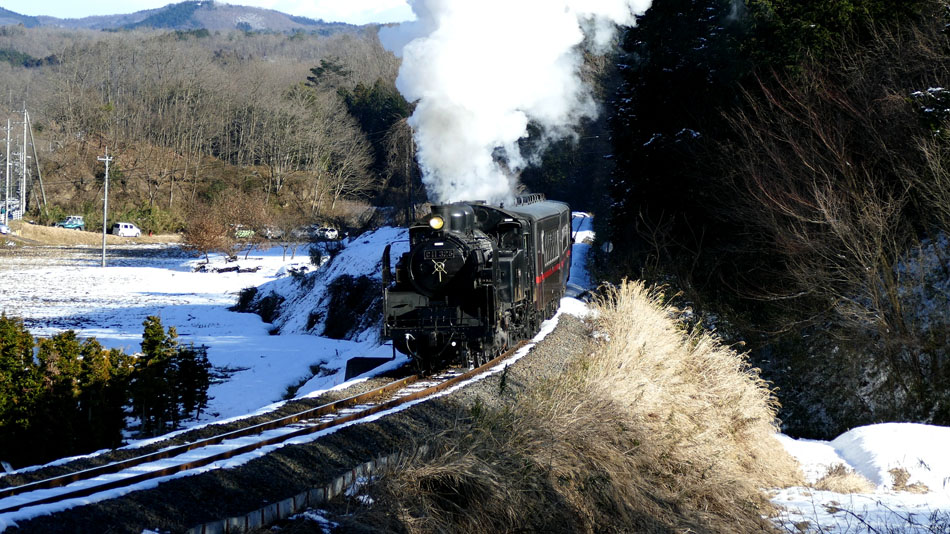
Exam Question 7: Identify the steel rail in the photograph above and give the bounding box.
[0,342,525,515]
[0,375,418,501]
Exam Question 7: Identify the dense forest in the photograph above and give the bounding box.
[2,0,949,440]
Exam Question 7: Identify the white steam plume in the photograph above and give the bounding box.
[380,0,652,205]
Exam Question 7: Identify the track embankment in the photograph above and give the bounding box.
[3,317,586,534]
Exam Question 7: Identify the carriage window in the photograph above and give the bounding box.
[541,227,558,266]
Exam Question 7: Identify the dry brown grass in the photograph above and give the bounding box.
[813,464,876,493]
[889,467,930,494]
[578,280,803,514]
[343,280,803,533]
[7,220,180,246]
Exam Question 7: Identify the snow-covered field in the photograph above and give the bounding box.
[0,239,400,422]
[1,215,949,532]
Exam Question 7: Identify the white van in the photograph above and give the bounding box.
[111,222,142,237]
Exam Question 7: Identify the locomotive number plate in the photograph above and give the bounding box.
[424,249,455,260]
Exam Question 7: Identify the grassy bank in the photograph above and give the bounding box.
[5,220,180,246]
[338,281,802,533]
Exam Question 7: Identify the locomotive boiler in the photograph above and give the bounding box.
[382,195,571,370]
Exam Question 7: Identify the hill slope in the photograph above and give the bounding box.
[7,1,357,33]
[0,7,40,27]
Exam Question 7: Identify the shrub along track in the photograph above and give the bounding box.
[0,327,570,533]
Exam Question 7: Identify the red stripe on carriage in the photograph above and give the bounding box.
[535,248,571,284]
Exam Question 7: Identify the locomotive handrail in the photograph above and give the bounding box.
[382,244,392,287]
[515,193,546,205]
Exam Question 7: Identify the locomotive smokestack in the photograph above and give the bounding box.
[380,0,653,205]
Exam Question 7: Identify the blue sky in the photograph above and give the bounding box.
[0,0,414,25]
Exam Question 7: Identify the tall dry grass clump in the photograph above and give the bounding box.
[584,281,802,500]
[343,280,801,533]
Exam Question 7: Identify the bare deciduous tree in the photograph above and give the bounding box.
[720,18,950,423]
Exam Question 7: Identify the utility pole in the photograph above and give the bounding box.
[26,111,47,213]
[20,109,26,218]
[3,119,9,225]
[99,149,112,267]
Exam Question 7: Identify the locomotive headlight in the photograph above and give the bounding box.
[429,216,445,230]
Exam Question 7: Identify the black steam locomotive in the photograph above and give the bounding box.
[382,195,572,369]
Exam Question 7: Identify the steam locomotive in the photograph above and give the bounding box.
[382,195,572,370]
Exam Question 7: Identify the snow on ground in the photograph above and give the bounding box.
[2,214,950,532]
[568,212,594,297]
[0,217,599,530]
[773,424,950,532]
[251,226,409,344]
[0,236,397,424]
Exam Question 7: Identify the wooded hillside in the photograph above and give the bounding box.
[0,24,411,235]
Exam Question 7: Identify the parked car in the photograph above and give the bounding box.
[233,225,255,239]
[262,225,284,239]
[0,223,9,235]
[289,226,312,240]
[111,222,142,237]
[316,227,339,240]
[54,215,85,231]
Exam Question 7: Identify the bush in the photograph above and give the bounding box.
[309,245,323,266]
[813,464,875,494]
[183,208,230,262]
[232,286,259,312]
[322,275,381,339]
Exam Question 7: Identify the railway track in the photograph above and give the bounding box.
[0,343,524,517]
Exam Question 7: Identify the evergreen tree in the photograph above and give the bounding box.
[131,316,213,435]
[35,331,85,460]
[305,57,352,89]
[24,332,134,463]
[608,0,748,284]
[132,316,179,435]
[78,340,133,451]
[175,343,212,420]
[339,79,411,179]
[0,315,39,466]
[0,315,206,465]
[743,0,931,71]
